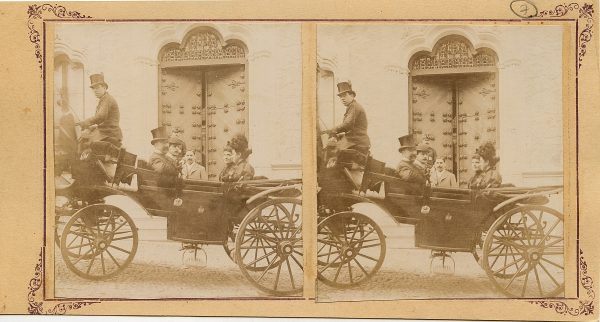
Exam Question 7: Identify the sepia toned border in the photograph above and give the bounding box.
[0,0,597,320]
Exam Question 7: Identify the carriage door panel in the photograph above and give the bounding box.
[159,68,205,153]
[410,76,454,171]
[205,65,248,180]
[456,73,498,187]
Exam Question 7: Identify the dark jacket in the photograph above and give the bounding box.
[79,93,122,144]
[468,166,502,189]
[219,159,255,182]
[149,152,182,188]
[396,159,426,185]
[332,100,370,149]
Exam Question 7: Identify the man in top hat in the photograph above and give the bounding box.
[148,126,169,170]
[396,134,426,192]
[76,73,123,147]
[322,81,370,155]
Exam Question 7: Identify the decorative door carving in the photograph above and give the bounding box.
[159,68,205,156]
[410,76,454,172]
[205,65,247,180]
[456,73,498,187]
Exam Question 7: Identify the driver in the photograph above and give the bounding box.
[322,81,370,155]
[76,73,122,148]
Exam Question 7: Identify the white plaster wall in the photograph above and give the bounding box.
[318,24,563,187]
[54,22,301,180]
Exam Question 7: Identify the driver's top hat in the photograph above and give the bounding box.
[89,73,108,89]
[336,81,356,97]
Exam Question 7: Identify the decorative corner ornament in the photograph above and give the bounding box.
[27,4,92,74]
[537,3,594,69]
[529,249,595,316]
[28,248,99,315]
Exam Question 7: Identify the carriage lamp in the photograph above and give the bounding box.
[420,205,430,215]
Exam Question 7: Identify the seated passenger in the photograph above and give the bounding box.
[152,135,186,189]
[468,142,502,189]
[395,134,426,193]
[148,126,169,169]
[181,150,207,180]
[219,133,255,182]
[430,157,457,188]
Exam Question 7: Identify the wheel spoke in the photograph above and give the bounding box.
[538,262,561,287]
[256,255,280,283]
[347,261,353,284]
[333,259,344,283]
[520,264,530,297]
[86,251,97,275]
[541,257,564,270]
[107,244,132,255]
[66,242,94,250]
[355,252,379,262]
[72,248,94,265]
[286,257,296,289]
[493,257,524,275]
[533,264,543,297]
[100,250,106,275]
[244,249,277,268]
[273,259,282,291]
[319,253,342,273]
[289,253,303,269]
[105,248,122,268]
[101,211,115,235]
[109,235,135,242]
[503,259,527,290]
[352,257,369,276]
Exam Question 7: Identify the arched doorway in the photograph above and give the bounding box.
[158,27,248,180]
[408,35,498,187]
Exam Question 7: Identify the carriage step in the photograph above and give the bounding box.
[430,251,455,275]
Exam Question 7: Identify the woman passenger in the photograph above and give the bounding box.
[468,142,502,189]
[219,133,255,182]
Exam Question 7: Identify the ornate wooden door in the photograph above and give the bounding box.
[456,72,498,187]
[205,65,248,180]
[410,76,454,171]
[159,68,205,156]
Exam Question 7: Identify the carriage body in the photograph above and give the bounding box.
[55,148,304,295]
[317,150,564,297]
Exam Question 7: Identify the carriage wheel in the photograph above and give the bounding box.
[60,204,138,280]
[481,205,564,298]
[235,198,303,296]
[54,195,76,248]
[317,211,386,288]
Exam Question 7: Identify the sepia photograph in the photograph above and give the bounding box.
[316,24,565,301]
[52,22,303,298]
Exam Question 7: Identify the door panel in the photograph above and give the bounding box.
[159,68,205,156]
[456,73,498,187]
[205,65,247,180]
[410,76,454,171]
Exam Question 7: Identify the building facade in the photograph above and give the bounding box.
[318,25,563,187]
[54,23,302,180]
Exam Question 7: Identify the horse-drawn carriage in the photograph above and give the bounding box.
[317,140,564,298]
[54,139,303,296]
